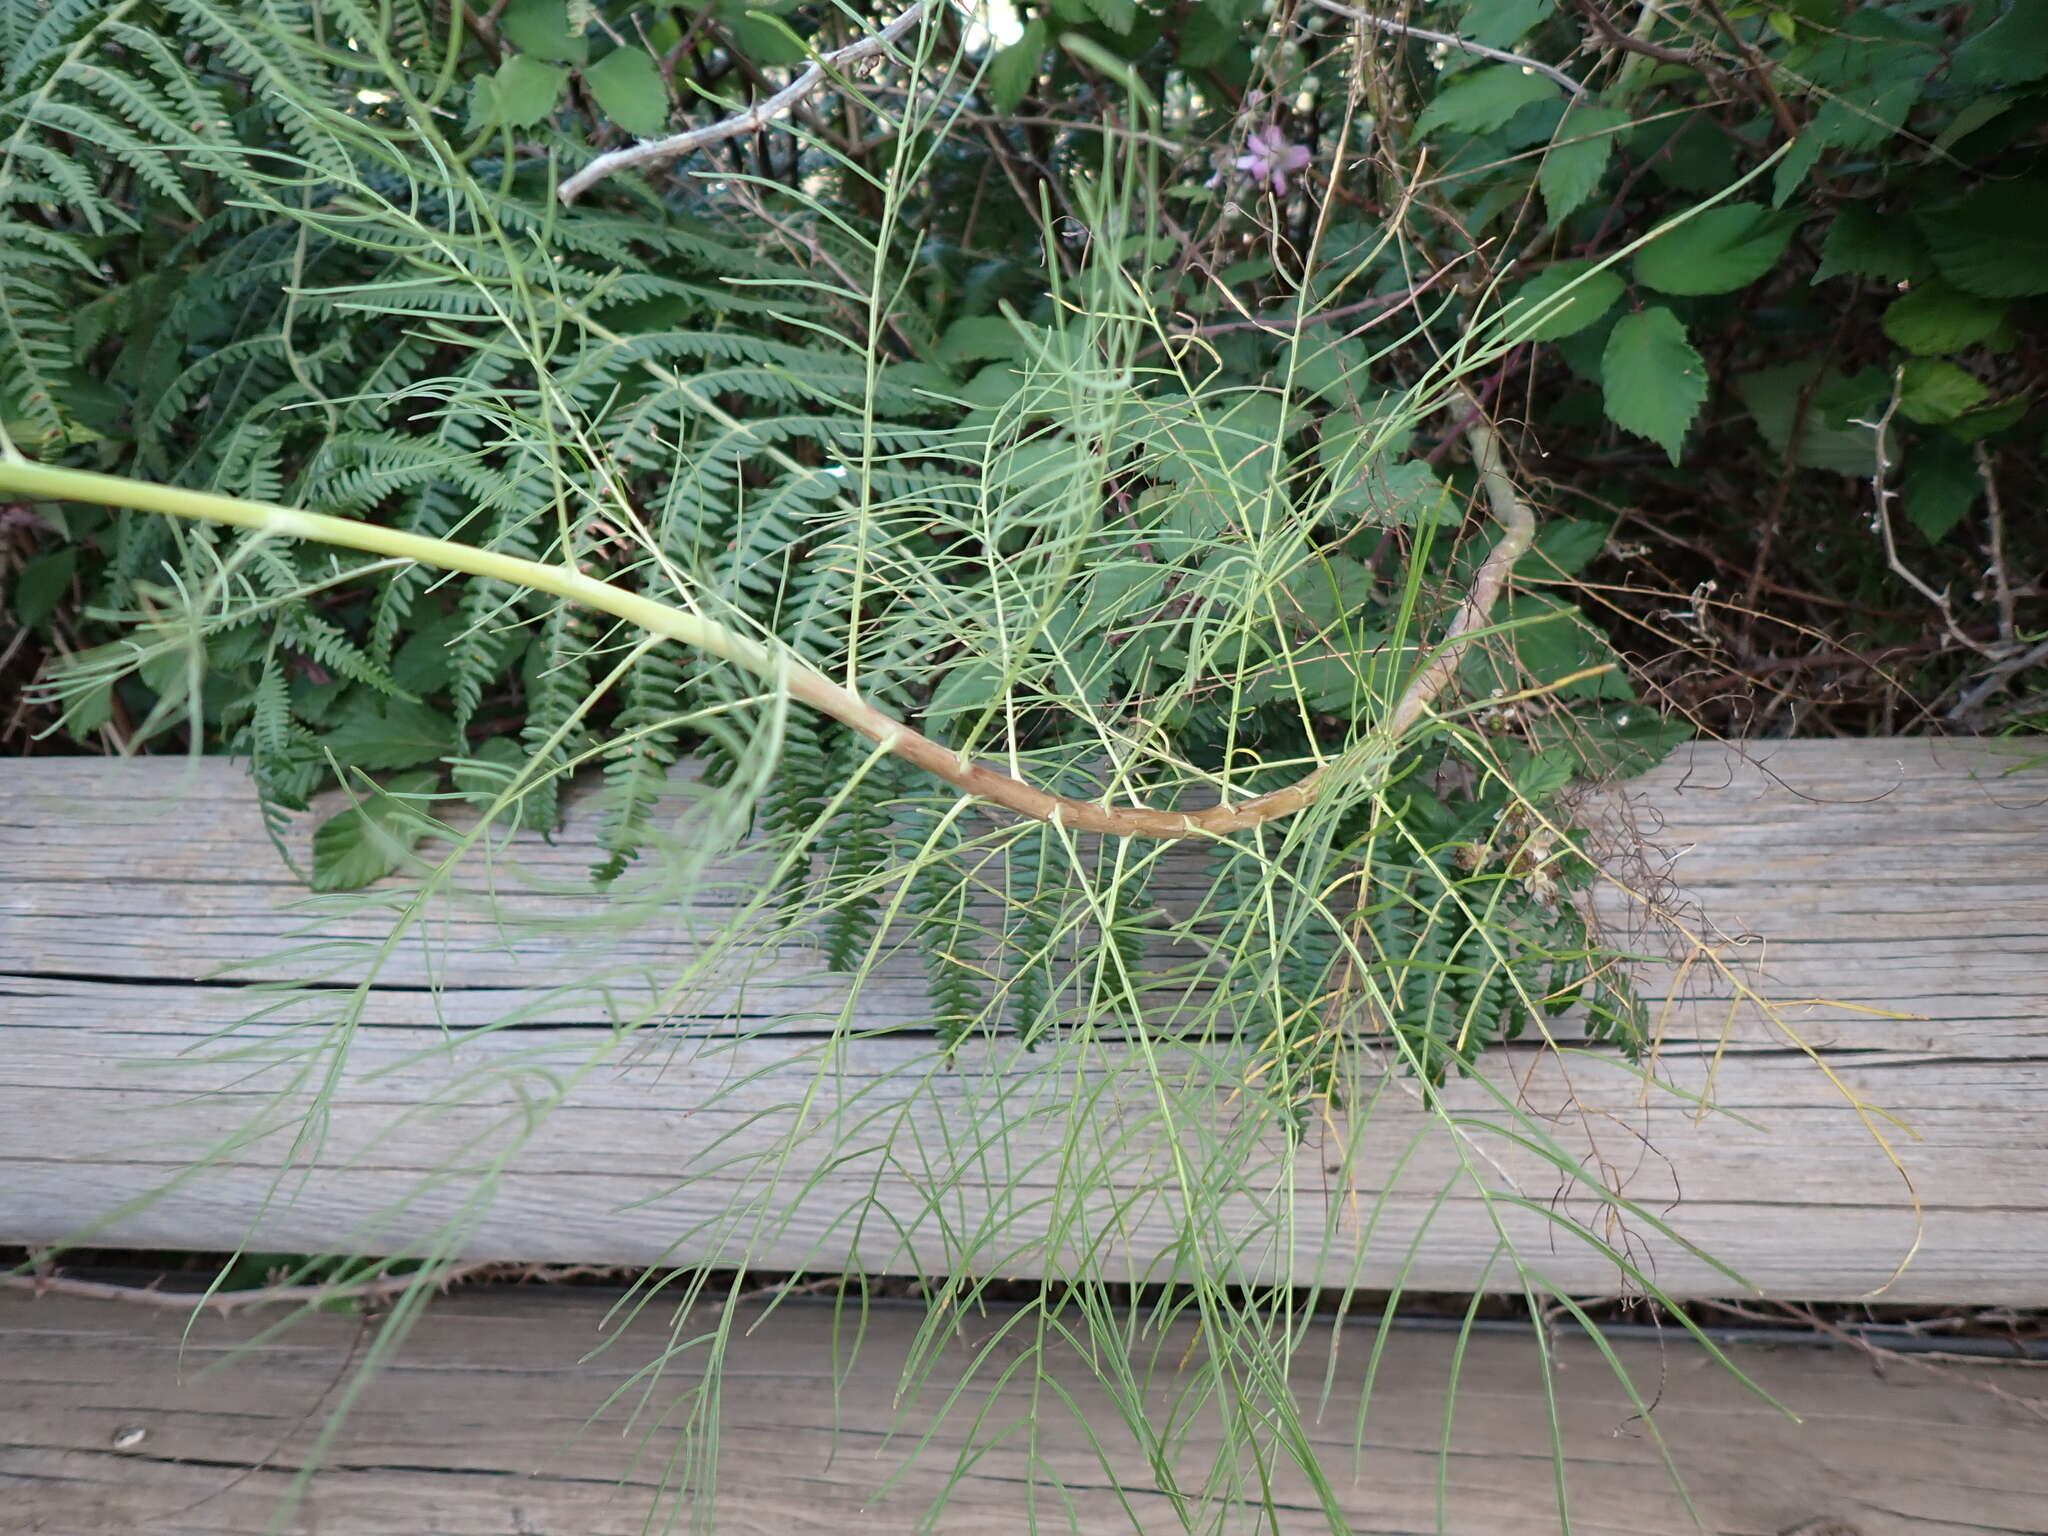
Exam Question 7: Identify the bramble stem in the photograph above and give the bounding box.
[0,413,1531,837]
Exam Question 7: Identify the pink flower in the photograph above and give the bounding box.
[1235,125,1312,195]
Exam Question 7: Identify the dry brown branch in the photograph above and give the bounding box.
[558,0,934,202]
[1309,0,1588,97]
[1694,0,1801,139]
[1951,634,2048,726]
[1706,1298,2048,1425]
[1978,441,2018,649]
[1860,372,1999,661]
[0,1261,612,1314]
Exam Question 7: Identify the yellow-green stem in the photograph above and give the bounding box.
[0,423,1531,837]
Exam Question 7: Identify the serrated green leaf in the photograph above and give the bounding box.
[1629,112,1735,195]
[583,46,667,138]
[1533,701,1691,778]
[1897,359,1988,425]
[1529,518,1610,576]
[390,611,469,696]
[1143,485,1236,562]
[1773,74,1921,204]
[1177,6,1235,67]
[1941,394,2027,444]
[936,314,1027,368]
[1280,554,1375,632]
[1601,308,1707,464]
[311,771,438,892]
[320,696,454,772]
[1355,459,1457,527]
[1313,397,1413,464]
[1144,391,1287,499]
[490,55,567,128]
[1635,204,1798,296]
[1734,365,1879,477]
[1414,66,1560,138]
[1916,181,2048,298]
[925,656,1010,731]
[1813,205,1929,284]
[1539,106,1627,225]
[1951,2,2048,87]
[1902,436,1979,542]
[1281,651,1380,712]
[1502,260,1624,342]
[987,19,1047,111]
[10,547,74,628]
[1078,0,1136,32]
[1934,93,2014,154]
[1457,0,1553,47]
[61,675,115,742]
[501,0,586,62]
[1292,334,1372,404]
[1468,593,1631,701]
[1514,744,1579,801]
[723,12,808,66]
[1882,282,2006,356]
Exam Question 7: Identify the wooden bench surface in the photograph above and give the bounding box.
[3,1288,2041,1535]
[3,740,2045,1301]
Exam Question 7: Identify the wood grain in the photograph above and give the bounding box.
[2,1288,2041,1535]
[3,740,2044,1301]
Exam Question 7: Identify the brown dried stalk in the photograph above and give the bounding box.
[558,0,934,203]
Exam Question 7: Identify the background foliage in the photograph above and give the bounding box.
[5,2,2038,1528]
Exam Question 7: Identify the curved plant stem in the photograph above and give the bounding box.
[0,415,1532,837]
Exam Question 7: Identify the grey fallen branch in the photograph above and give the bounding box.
[1307,0,1587,97]
[559,0,933,203]
[1,1263,491,1314]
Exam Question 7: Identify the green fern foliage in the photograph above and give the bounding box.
[4,0,1673,1093]
[1,0,964,881]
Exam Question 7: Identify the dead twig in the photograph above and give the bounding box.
[1950,635,2048,726]
[1309,0,1588,98]
[0,1260,607,1314]
[1978,442,2019,650]
[1859,371,2000,662]
[1694,0,1801,140]
[1706,1298,2048,1425]
[559,0,934,202]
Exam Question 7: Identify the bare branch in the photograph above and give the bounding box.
[1859,373,2000,662]
[1308,0,1587,98]
[1979,441,2018,650]
[1949,635,2048,726]
[1,1262,502,1314]
[558,0,934,203]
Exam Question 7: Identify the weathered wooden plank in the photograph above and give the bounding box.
[2,1289,2041,1535]
[2,742,2045,1301]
